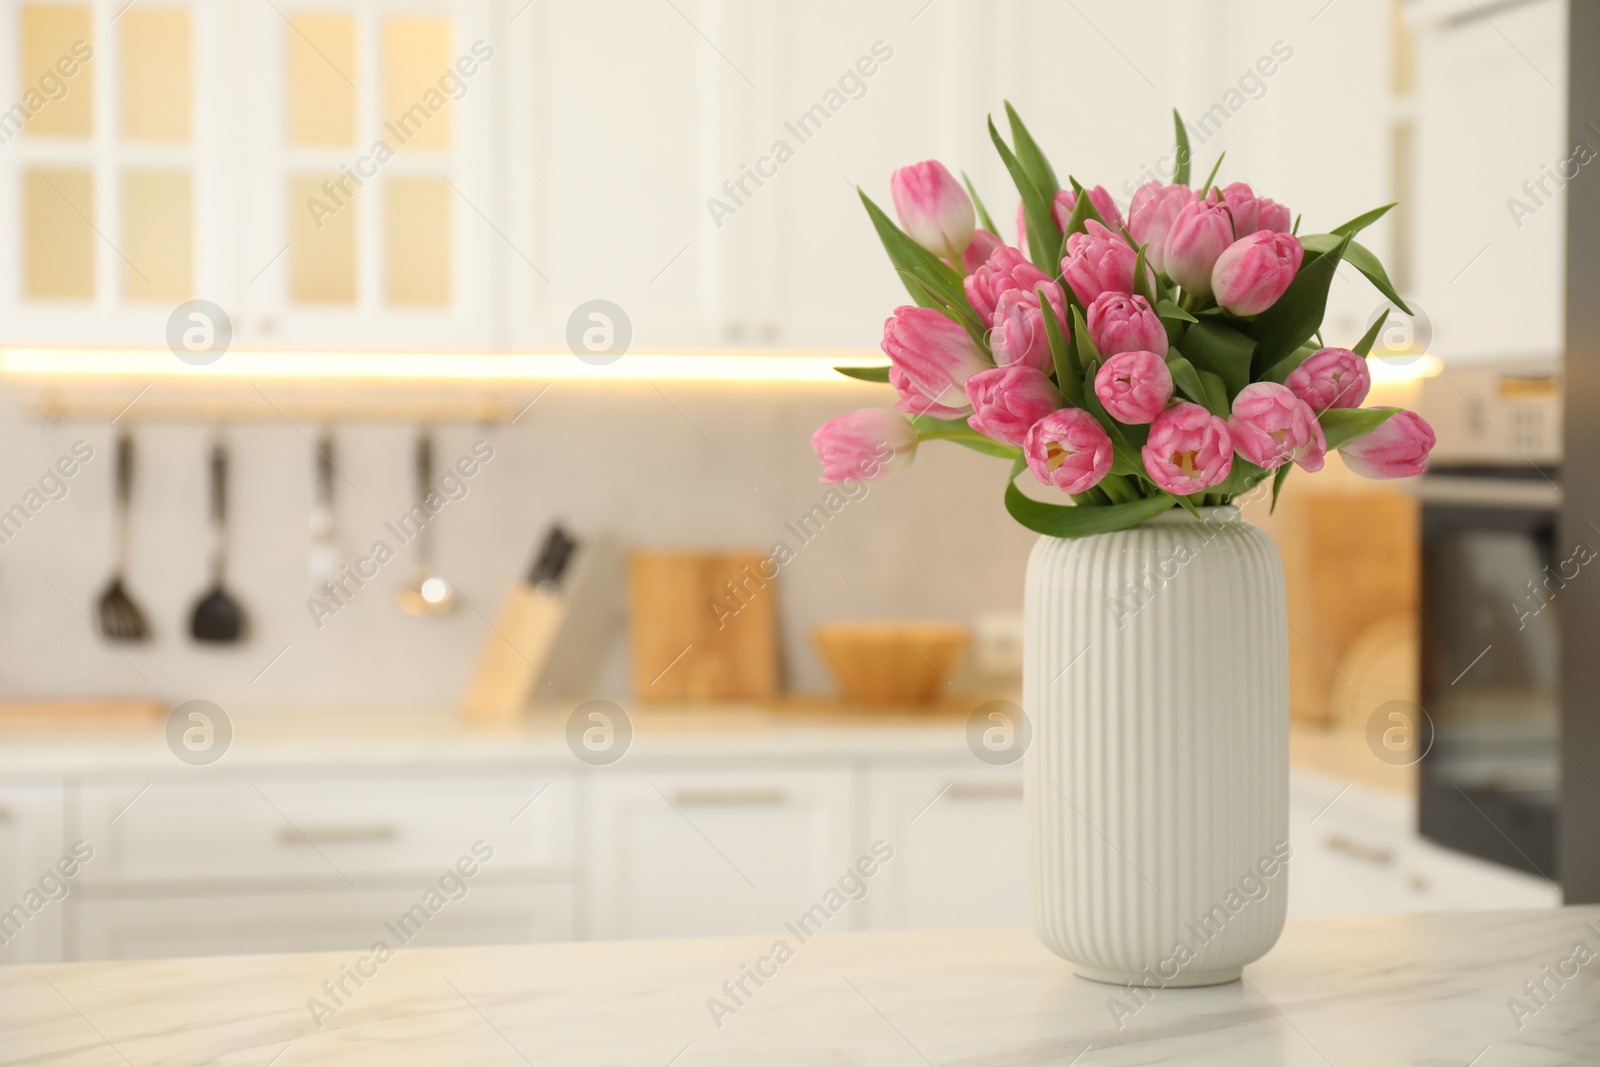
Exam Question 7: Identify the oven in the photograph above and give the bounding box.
[1415,366,1563,878]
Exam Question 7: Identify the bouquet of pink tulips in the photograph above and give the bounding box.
[811,106,1437,536]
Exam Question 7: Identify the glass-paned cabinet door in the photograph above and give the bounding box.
[0,0,498,349]
[241,0,497,349]
[0,0,202,344]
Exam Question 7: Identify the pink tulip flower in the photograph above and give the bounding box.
[1340,409,1436,479]
[1165,198,1236,301]
[890,161,975,259]
[1025,409,1114,495]
[1054,185,1124,232]
[961,228,1004,274]
[1210,182,1293,237]
[1087,292,1168,357]
[1127,181,1196,273]
[1062,220,1154,306]
[1014,186,1125,251]
[1257,197,1292,234]
[964,245,1055,323]
[881,306,989,418]
[966,364,1062,446]
[812,409,918,483]
[990,287,1067,375]
[1213,182,1261,236]
[1094,350,1174,425]
[1228,382,1327,472]
[1142,401,1234,495]
[1285,347,1371,411]
[1212,231,1304,316]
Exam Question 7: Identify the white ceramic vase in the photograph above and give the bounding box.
[1023,506,1290,988]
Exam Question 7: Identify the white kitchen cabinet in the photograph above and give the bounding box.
[863,765,1027,930]
[73,883,575,961]
[0,784,68,964]
[1412,0,1568,360]
[586,767,857,939]
[77,773,574,888]
[1288,772,1558,915]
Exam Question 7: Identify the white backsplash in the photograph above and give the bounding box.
[0,378,1035,710]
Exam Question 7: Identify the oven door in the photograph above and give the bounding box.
[1417,471,1563,878]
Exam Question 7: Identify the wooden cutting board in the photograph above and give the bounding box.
[629,551,778,702]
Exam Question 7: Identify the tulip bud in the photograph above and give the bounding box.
[964,245,1056,325]
[1094,350,1174,425]
[1127,181,1196,273]
[1257,197,1292,234]
[812,409,919,483]
[890,161,976,259]
[961,228,1005,274]
[1025,409,1114,495]
[990,287,1067,375]
[1086,292,1168,358]
[1061,220,1154,306]
[881,306,989,418]
[1141,401,1234,495]
[1212,231,1304,316]
[1227,382,1327,472]
[966,365,1062,446]
[1286,348,1371,411]
[1339,409,1436,479]
[1165,198,1235,301]
[1053,185,1124,232]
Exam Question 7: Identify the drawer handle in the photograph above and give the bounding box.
[672,789,787,807]
[1325,832,1394,866]
[946,782,1024,800]
[277,825,396,846]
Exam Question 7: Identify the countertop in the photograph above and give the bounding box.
[0,702,1407,795]
[0,702,994,777]
[3,908,1594,1065]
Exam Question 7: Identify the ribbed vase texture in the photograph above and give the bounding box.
[1024,507,1289,987]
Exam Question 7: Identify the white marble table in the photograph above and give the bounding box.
[3,909,1596,1065]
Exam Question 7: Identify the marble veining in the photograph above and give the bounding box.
[2,908,1597,1065]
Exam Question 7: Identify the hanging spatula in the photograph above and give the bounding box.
[190,440,247,643]
[94,433,150,642]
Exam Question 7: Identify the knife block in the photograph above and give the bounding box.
[460,584,567,724]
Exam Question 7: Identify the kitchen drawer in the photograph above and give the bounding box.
[863,765,1026,930]
[72,882,575,961]
[77,773,573,886]
[588,768,856,940]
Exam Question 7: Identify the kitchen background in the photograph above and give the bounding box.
[0,0,1577,963]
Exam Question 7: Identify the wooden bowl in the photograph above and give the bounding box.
[812,621,970,705]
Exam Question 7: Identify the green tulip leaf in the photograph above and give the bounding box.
[1352,312,1387,358]
[989,116,1061,274]
[1004,478,1179,537]
[961,169,999,236]
[1198,151,1226,198]
[860,190,971,314]
[1198,370,1231,418]
[1172,109,1191,185]
[1004,101,1060,200]
[1270,463,1291,514]
[1332,203,1396,238]
[1041,289,1085,407]
[1262,343,1319,384]
[1320,406,1399,451]
[1165,353,1211,409]
[1180,319,1257,399]
[834,365,891,383]
[1299,233,1411,316]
